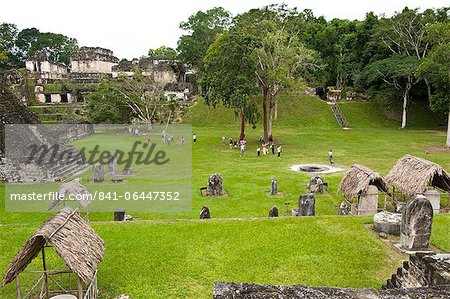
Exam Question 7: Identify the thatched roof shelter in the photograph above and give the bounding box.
[338,164,389,199]
[2,207,104,286]
[386,155,450,196]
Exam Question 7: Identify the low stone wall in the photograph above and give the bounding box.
[213,282,450,298]
[383,253,450,289]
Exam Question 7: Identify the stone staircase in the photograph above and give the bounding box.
[330,102,348,128]
[383,253,450,289]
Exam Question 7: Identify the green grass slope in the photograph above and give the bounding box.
[183,93,440,129]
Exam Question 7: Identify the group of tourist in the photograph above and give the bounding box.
[257,142,282,158]
[221,134,283,158]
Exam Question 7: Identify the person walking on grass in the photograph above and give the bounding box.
[193,133,197,144]
[277,145,282,158]
[257,146,261,157]
[328,149,333,167]
[262,143,268,155]
[222,135,226,145]
[240,143,246,157]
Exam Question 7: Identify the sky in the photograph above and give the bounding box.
[0,0,448,59]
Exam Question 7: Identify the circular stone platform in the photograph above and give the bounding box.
[290,164,344,174]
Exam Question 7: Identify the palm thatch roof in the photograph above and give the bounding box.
[2,207,104,286]
[386,155,450,196]
[338,164,389,199]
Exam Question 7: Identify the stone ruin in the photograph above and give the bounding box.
[270,178,278,195]
[383,252,450,289]
[93,163,104,182]
[338,201,350,215]
[200,206,211,219]
[213,282,450,298]
[268,206,278,218]
[326,89,341,102]
[308,176,324,193]
[213,253,450,298]
[423,189,440,214]
[1,124,91,183]
[352,185,379,216]
[373,211,402,235]
[207,173,224,196]
[298,193,315,216]
[400,195,433,251]
[108,154,118,176]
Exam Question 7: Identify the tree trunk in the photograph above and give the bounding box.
[401,82,411,129]
[274,99,278,120]
[447,108,450,147]
[240,106,245,141]
[268,101,273,135]
[262,87,268,140]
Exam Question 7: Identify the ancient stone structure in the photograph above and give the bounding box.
[114,209,126,221]
[213,282,450,298]
[309,176,324,193]
[423,189,440,214]
[268,206,278,218]
[338,201,350,215]
[326,89,341,102]
[383,253,450,289]
[200,206,211,219]
[356,185,379,215]
[108,155,117,176]
[25,52,68,79]
[93,163,104,182]
[291,208,300,217]
[207,173,223,196]
[71,47,119,74]
[373,211,401,235]
[400,195,434,250]
[299,193,315,216]
[270,178,278,195]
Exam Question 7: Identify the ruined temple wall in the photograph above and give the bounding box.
[384,253,450,289]
[26,61,67,79]
[71,60,118,74]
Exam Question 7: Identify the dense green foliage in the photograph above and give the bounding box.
[0,23,78,68]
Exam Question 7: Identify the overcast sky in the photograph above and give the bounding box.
[1,0,448,59]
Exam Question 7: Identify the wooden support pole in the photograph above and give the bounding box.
[15,276,21,299]
[42,248,49,299]
[78,275,83,299]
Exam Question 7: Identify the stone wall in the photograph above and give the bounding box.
[383,253,450,289]
[213,282,450,298]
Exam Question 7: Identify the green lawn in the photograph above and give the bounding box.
[0,95,449,298]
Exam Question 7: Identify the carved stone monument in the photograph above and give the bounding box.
[374,211,401,235]
[270,178,278,195]
[268,206,278,217]
[93,163,104,182]
[108,154,117,176]
[299,193,315,216]
[423,189,440,214]
[338,201,350,215]
[309,176,324,193]
[357,185,379,215]
[400,195,433,250]
[207,173,223,196]
[200,206,211,219]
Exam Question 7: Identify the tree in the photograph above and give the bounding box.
[201,31,259,140]
[365,55,420,128]
[177,7,231,70]
[417,22,450,146]
[87,72,167,126]
[234,5,321,139]
[0,23,19,69]
[148,46,178,60]
[15,28,78,65]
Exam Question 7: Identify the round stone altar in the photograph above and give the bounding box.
[290,164,343,174]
